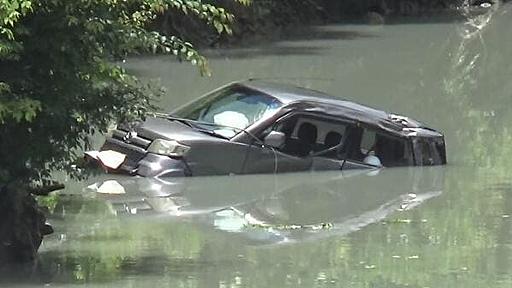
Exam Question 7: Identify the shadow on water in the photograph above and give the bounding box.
[128,27,374,63]
[124,28,376,69]
[202,45,327,60]
[200,4,502,61]
[201,28,377,60]
[278,27,378,42]
[203,3,501,61]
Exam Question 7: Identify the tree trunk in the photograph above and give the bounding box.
[0,182,53,266]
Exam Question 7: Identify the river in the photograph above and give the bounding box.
[6,3,512,287]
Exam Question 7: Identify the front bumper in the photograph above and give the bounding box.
[136,153,190,177]
[95,137,190,177]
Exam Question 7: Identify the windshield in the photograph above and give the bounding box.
[172,85,282,138]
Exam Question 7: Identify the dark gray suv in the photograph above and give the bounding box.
[90,80,446,177]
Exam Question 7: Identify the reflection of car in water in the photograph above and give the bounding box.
[86,167,444,245]
[88,80,446,177]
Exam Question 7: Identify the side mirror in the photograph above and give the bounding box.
[263,131,285,148]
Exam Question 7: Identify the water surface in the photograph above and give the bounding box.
[8,3,512,287]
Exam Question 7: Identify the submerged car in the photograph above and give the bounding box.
[89,80,446,177]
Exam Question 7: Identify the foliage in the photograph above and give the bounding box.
[156,0,328,47]
[0,0,249,185]
[36,192,59,213]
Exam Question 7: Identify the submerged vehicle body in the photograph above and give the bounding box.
[93,80,446,178]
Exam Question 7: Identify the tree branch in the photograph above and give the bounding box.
[28,183,65,196]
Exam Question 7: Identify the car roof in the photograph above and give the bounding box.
[241,79,341,103]
[241,79,390,116]
[239,79,443,138]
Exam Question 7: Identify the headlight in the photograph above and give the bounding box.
[147,139,190,157]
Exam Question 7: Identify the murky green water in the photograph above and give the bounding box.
[7,3,512,287]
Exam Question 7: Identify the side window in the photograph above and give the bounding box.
[263,114,347,158]
[360,130,376,155]
[418,141,434,165]
[291,119,319,143]
[435,141,447,164]
[283,118,319,157]
[414,139,444,165]
[374,134,408,166]
[258,114,296,140]
[342,126,409,166]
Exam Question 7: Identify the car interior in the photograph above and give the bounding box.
[267,113,411,167]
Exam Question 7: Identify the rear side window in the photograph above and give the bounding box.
[418,141,434,165]
[374,134,408,166]
[414,138,444,165]
[341,126,409,166]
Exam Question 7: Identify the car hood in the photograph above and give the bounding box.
[131,117,222,143]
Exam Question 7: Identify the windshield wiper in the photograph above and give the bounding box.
[151,113,201,129]
[194,128,230,139]
[172,118,196,129]
[150,112,263,144]
[151,113,232,139]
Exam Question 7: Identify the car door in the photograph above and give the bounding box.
[242,113,314,174]
[243,142,313,174]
